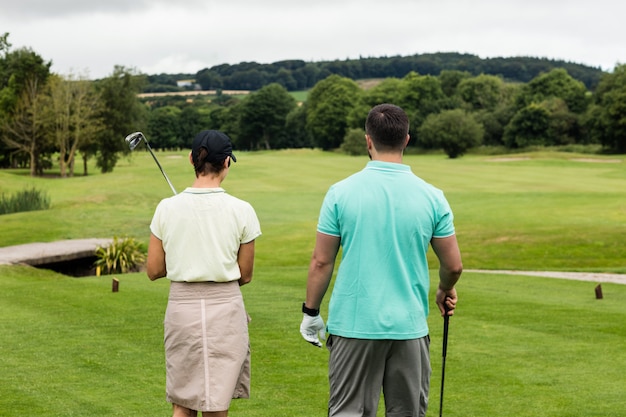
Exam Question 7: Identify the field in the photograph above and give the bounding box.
[0,149,625,416]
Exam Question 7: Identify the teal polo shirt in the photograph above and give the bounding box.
[317,161,455,339]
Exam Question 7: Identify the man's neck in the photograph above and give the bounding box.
[372,152,403,164]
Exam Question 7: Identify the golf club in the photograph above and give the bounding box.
[439,302,451,417]
[125,132,177,195]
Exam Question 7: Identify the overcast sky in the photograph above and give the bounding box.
[1,0,624,79]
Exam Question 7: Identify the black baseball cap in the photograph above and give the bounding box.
[191,130,237,164]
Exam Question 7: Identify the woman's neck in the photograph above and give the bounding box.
[192,175,222,188]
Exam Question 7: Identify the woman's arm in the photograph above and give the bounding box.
[146,233,167,281]
[237,240,256,286]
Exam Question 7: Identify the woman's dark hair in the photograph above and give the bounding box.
[193,148,228,176]
[365,104,410,151]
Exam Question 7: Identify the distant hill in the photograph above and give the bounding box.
[143,52,605,93]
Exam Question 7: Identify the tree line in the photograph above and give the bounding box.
[142,65,626,157]
[146,52,605,93]
[1,31,625,179]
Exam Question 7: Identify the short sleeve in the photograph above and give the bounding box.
[149,200,165,240]
[433,194,455,238]
[240,203,262,244]
[317,186,340,237]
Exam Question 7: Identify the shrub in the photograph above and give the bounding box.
[341,128,368,156]
[418,109,484,158]
[94,236,146,275]
[0,187,51,215]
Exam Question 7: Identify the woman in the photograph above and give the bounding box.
[147,130,261,417]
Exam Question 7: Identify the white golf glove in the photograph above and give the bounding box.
[300,313,326,348]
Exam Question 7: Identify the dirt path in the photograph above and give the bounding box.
[466,269,626,285]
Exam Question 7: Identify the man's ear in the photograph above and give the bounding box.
[189,152,194,165]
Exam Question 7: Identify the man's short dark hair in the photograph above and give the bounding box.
[365,104,410,151]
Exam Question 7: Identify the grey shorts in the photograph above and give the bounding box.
[164,281,250,412]
[327,334,431,417]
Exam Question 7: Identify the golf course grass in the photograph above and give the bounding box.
[0,148,625,416]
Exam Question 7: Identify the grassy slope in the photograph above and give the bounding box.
[1,149,624,271]
[1,149,625,416]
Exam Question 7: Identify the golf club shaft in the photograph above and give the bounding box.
[145,141,177,195]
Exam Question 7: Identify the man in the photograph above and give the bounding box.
[300,103,463,417]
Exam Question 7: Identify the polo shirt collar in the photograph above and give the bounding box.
[365,160,411,172]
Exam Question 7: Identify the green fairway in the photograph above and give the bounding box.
[1,149,625,416]
[1,149,624,271]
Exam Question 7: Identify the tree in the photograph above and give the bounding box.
[464,81,520,146]
[584,64,626,153]
[0,44,51,114]
[225,69,267,90]
[503,103,550,148]
[418,109,483,158]
[306,75,361,150]
[361,78,404,106]
[214,102,243,146]
[93,66,147,173]
[439,70,471,97]
[515,68,589,114]
[45,73,104,177]
[147,106,182,149]
[340,128,368,156]
[273,68,297,91]
[504,96,582,149]
[283,103,313,149]
[1,77,50,175]
[398,72,445,110]
[0,36,51,170]
[0,33,9,55]
[542,97,579,146]
[458,74,505,111]
[473,105,516,146]
[195,69,222,90]
[397,72,446,139]
[178,106,214,147]
[238,83,296,149]
[346,77,404,130]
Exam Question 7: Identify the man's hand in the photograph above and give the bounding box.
[436,286,457,317]
[300,314,326,347]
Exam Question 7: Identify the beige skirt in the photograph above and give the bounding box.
[164,281,250,411]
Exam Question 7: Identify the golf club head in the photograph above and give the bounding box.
[125,132,146,151]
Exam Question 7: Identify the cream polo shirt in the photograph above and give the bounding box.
[150,187,261,283]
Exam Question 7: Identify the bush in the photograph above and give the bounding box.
[418,109,484,158]
[94,236,146,275]
[0,187,51,215]
[341,128,368,156]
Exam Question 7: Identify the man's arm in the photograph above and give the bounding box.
[305,232,341,310]
[146,233,167,281]
[237,240,255,286]
[300,232,340,347]
[431,234,463,316]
